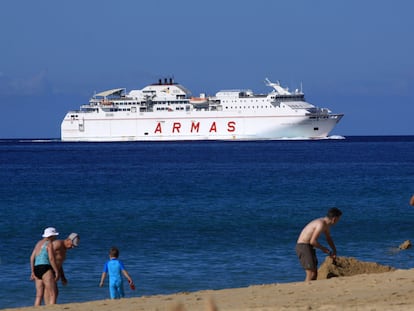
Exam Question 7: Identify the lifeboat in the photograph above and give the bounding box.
[189,97,208,105]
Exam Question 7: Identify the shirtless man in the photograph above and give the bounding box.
[46,233,80,302]
[53,233,80,285]
[296,208,342,282]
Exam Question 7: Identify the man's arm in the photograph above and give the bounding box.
[60,266,67,285]
[309,223,330,254]
[325,229,337,256]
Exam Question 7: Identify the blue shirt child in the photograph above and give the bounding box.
[99,247,134,299]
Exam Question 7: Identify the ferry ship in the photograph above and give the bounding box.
[61,78,343,142]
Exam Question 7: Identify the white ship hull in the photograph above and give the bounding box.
[61,78,343,142]
[62,112,342,141]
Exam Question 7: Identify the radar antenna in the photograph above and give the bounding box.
[264,78,291,95]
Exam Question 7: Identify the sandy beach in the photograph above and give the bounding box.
[3,257,414,311]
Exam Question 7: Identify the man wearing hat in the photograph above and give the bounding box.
[52,233,80,295]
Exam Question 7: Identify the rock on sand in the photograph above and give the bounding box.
[399,240,412,250]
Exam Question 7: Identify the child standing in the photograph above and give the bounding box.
[99,247,135,299]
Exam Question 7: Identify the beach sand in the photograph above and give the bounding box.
[3,256,414,311]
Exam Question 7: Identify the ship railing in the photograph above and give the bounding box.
[240,94,267,98]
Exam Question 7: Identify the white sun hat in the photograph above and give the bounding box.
[42,227,59,238]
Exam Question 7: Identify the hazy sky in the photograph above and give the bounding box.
[1,0,413,138]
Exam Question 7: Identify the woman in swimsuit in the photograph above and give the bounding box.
[30,227,60,306]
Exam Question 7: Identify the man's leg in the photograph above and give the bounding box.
[305,269,317,282]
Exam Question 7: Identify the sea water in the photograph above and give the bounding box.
[0,136,413,308]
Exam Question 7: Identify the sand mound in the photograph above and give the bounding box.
[317,256,395,279]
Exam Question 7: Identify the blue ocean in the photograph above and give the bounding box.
[1,136,414,309]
